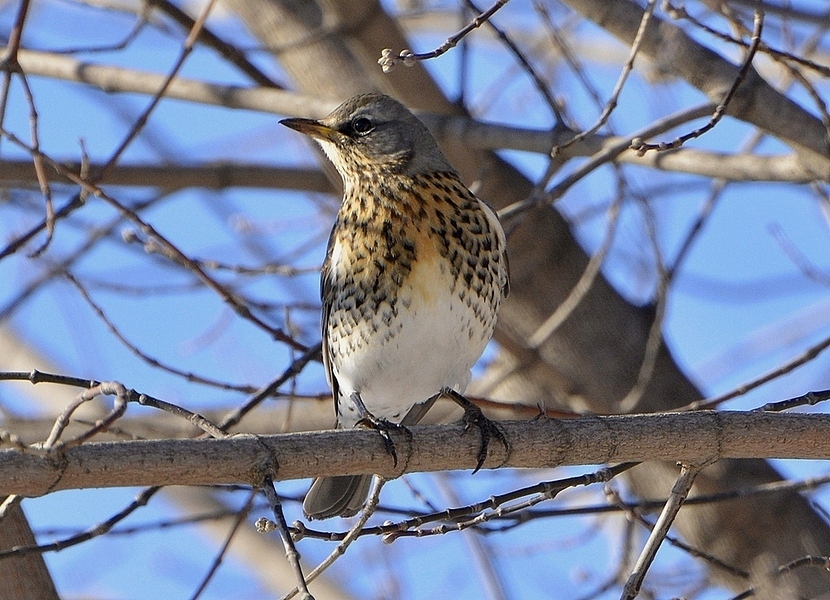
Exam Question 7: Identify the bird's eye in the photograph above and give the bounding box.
[351,117,374,135]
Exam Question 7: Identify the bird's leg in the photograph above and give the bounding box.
[439,387,509,473]
[351,392,409,468]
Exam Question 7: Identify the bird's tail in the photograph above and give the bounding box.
[303,396,437,519]
[303,474,373,520]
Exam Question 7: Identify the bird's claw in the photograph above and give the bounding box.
[441,388,510,473]
[461,403,509,473]
[350,391,411,467]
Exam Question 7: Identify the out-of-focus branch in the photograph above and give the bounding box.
[560,0,830,176]
[0,499,59,600]
[0,150,820,191]
[0,50,820,183]
[0,160,331,191]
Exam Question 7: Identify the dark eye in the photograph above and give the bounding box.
[351,117,374,135]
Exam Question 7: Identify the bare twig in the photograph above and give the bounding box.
[0,487,161,560]
[688,334,830,410]
[465,0,563,123]
[281,477,388,600]
[753,389,830,413]
[528,190,622,348]
[379,0,509,72]
[216,343,321,432]
[664,0,830,78]
[618,188,669,412]
[770,224,830,286]
[258,477,313,600]
[63,271,260,394]
[630,9,765,155]
[605,483,749,582]
[145,0,283,89]
[43,381,130,451]
[190,490,256,600]
[499,103,715,220]
[378,464,635,542]
[621,462,708,599]
[553,0,657,154]
[0,131,309,350]
[729,556,830,600]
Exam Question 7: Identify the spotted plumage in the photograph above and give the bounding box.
[281,93,509,519]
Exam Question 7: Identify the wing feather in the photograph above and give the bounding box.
[320,224,340,409]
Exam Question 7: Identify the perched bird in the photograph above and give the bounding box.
[281,93,510,520]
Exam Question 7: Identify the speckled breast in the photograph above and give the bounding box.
[323,170,506,422]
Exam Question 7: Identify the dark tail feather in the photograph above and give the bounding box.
[303,398,436,519]
[303,474,373,520]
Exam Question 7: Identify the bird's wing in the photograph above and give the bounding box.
[320,224,340,404]
[480,199,510,299]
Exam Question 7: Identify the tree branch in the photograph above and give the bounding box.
[3,412,830,496]
[7,50,823,184]
[560,0,830,175]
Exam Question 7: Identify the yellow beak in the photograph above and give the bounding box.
[280,118,339,142]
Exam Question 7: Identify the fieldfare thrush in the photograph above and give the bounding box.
[281,93,510,519]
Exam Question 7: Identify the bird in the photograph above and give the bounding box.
[280,93,510,520]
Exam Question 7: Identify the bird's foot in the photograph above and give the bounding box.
[351,392,410,468]
[440,388,509,473]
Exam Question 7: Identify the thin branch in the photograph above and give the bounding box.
[753,389,830,413]
[690,334,830,410]
[499,103,715,221]
[0,487,161,560]
[375,464,634,542]
[770,224,830,286]
[465,0,563,123]
[281,478,388,600]
[729,556,830,600]
[42,381,129,450]
[258,477,312,600]
[664,0,830,78]
[48,7,150,55]
[144,0,283,89]
[378,0,509,73]
[528,190,622,348]
[63,271,260,394]
[216,343,321,432]
[618,188,669,413]
[630,9,765,155]
[621,462,707,599]
[190,490,256,600]
[553,0,657,154]
[605,484,749,582]
[94,0,217,184]
[0,131,308,351]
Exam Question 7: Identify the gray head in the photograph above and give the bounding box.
[280,93,454,182]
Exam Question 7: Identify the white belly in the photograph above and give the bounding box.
[328,257,493,424]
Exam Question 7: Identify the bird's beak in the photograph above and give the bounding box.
[280,117,339,142]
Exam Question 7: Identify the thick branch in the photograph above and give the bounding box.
[3,412,830,496]
[8,50,821,184]
[0,160,331,191]
[561,0,830,176]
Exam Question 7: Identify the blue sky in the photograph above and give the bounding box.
[2,1,830,598]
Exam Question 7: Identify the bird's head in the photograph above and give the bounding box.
[280,93,453,182]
